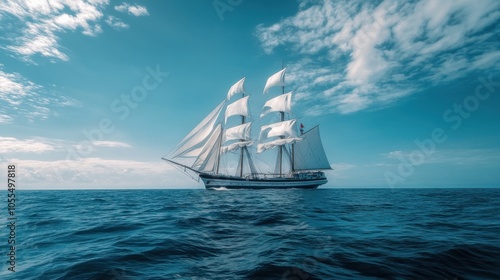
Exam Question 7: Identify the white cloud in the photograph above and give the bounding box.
[0,66,80,122]
[11,157,192,189]
[92,141,131,148]
[0,137,202,189]
[0,69,39,104]
[0,137,131,154]
[0,0,107,61]
[0,137,56,154]
[0,1,148,62]
[385,150,405,159]
[384,148,500,165]
[105,15,129,29]
[0,2,148,121]
[0,114,13,124]
[470,50,500,71]
[115,3,149,16]
[255,0,500,115]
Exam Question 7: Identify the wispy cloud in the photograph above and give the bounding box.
[0,1,148,121]
[0,136,56,154]
[115,3,149,17]
[0,68,40,105]
[0,114,13,124]
[0,1,148,62]
[255,0,500,115]
[0,0,107,61]
[9,157,188,189]
[0,66,80,121]
[105,15,129,29]
[0,136,130,154]
[384,148,500,165]
[92,141,131,148]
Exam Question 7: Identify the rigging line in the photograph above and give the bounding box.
[283,145,292,162]
[243,146,257,176]
[163,160,198,181]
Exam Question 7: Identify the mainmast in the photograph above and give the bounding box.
[279,64,285,177]
[259,67,298,177]
[239,90,245,177]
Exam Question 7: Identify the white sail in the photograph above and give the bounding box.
[257,119,300,153]
[221,141,253,154]
[259,119,298,140]
[260,92,292,117]
[293,126,331,170]
[227,77,246,100]
[171,100,225,158]
[224,122,252,142]
[222,123,253,154]
[179,147,202,158]
[192,124,222,173]
[257,138,298,153]
[263,68,286,94]
[225,96,250,123]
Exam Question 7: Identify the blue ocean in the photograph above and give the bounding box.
[2,188,500,279]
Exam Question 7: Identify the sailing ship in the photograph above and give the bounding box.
[163,68,331,189]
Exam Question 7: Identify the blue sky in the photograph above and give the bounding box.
[0,0,499,189]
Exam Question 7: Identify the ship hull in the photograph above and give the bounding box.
[199,173,327,190]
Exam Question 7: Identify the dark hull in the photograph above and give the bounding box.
[199,173,327,190]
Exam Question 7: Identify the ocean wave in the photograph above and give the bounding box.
[2,188,499,280]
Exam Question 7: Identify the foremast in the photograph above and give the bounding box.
[224,77,256,178]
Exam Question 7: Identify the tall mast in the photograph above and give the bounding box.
[261,65,290,177]
[226,77,249,177]
[216,125,223,175]
[279,62,285,177]
[239,91,245,177]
